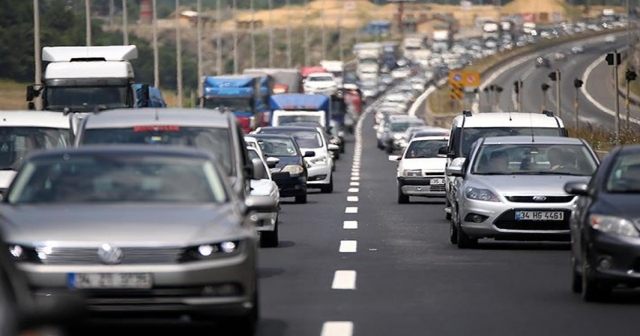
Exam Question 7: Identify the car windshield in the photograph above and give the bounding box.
[203,97,253,112]
[606,153,640,193]
[260,130,323,148]
[45,85,128,112]
[81,126,233,175]
[308,76,333,82]
[7,155,227,204]
[472,143,597,176]
[405,140,448,159]
[461,127,562,157]
[391,121,424,133]
[0,127,70,171]
[256,138,299,157]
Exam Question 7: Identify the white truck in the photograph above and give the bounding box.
[482,21,500,41]
[432,30,451,52]
[27,45,150,113]
[319,60,345,86]
[402,35,430,62]
[353,43,383,80]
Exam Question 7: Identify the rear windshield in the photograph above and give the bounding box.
[460,127,562,157]
[81,126,233,175]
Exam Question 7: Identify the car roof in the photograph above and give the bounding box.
[27,144,214,161]
[481,136,583,145]
[81,108,234,129]
[258,126,319,132]
[248,133,297,140]
[452,112,564,128]
[0,111,71,128]
[410,136,450,142]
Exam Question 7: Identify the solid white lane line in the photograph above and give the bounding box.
[345,207,358,213]
[347,196,359,202]
[331,270,357,290]
[350,182,360,186]
[343,220,358,229]
[321,321,354,336]
[339,240,357,253]
[348,188,359,193]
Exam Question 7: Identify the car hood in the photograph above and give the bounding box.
[592,194,640,220]
[0,171,16,190]
[401,158,446,172]
[467,175,591,196]
[250,179,278,197]
[270,156,303,169]
[0,204,249,247]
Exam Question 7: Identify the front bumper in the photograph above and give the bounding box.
[20,247,257,318]
[307,164,332,185]
[585,228,640,285]
[272,174,307,198]
[459,198,573,240]
[398,177,446,197]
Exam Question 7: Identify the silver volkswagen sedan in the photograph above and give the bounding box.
[0,145,275,334]
[447,136,599,248]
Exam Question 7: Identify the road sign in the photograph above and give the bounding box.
[449,71,463,84]
[464,72,480,87]
[450,82,464,101]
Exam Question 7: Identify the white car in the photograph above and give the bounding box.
[604,35,616,44]
[303,73,338,95]
[389,136,450,203]
[247,146,281,247]
[0,111,72,192]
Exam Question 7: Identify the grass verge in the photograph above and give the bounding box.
[569,125,640,151]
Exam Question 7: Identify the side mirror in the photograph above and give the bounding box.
[328,144,340,152]
[244,195,278,214]
[446,165,464,177]
[564,181,589,196]
[266,157,280,169]
[388,155,401,162]
[251,158,266,180]
[304,151,316,158]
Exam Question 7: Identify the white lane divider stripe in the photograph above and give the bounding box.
[350,176,360,181]
[347,196,359,202]
[345,207,358,213]
[339,240,357,253]
[350,182,359,186]
[348,188,359,193]
[332,270,357,290]
[343,220,358,229]
[321,321,354,336]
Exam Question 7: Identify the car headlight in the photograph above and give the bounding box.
[181,240,242,262]
[402,169,422,177]
[281,164,304,175]
[8,244,41,263]
[393,134,404,140]
[589,215,640,237]
[465,187,500,202]
[309,156,328,165]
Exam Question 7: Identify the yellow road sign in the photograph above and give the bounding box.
[450,82,464,101]
[449,71,481,88]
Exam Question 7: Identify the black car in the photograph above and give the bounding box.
[248,134,314,204]
[535,56,551,68]
[565,145,640,301]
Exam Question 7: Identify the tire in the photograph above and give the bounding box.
[571,256,582,294]
[295,194,307,204]
[321,177,334,194]
[397,185,409,204]
[234,291,259,336]
[455,203,477,249]
[445,198,452,221]
[581,253,611,302]
[259,219,279,248]
[386,145,394,154]
[377,140,384,150]
[334,152,340,160]
[449,221,458,244]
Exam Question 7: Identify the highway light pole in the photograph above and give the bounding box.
[233,0,238,74]
[175,0,183,107]
[197,0,203,98]
[250,0,256,68]
[122,0,129,45]
[304,0,310,66]
[573,78,584,129]
[216,0,222,75]
[152,0,159,88]
[548,70,561,117]
[286,0,292,67]
[268,0,273,67]
[541,83,550,110]
[85,0,92,46]
[321,0,326,60]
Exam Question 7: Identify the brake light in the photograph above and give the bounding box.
[133,125,180,132]
[238,117,251,128]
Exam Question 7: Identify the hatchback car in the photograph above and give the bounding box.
[447,136,599,248]
[566,145,640,301]
[247,147,281,248]
[1,146,275,334]
[535,56,551,68]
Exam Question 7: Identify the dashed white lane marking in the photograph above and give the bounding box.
[350,182,360,186]
[343,220,358,229]
[348,188,359,193]
[345,207,358,213]
[347,196,359,202]
[350,176,360,181]
[331,270,357,290]
[351,172,360,177]
[339,240,357,253]
[321,321,354,336]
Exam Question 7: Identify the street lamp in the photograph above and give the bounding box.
[573,78,584,129]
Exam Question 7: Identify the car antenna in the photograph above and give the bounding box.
[154,108,159,121]
[529,111,535,143]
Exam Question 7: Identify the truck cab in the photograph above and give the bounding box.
[269,94,332,132]
[201,75,263,134]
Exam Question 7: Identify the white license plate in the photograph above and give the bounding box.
[515,211,564,221]
[68,273,152,289]
[430,178,445,185]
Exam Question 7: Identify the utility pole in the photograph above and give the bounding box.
[216,0,222,75]
[304,0,310,66]
[122,0,129,45]
[606,51,622,141]
[573,78,584,129]
[548,70,561,116]
[338,3,343,63]
[321,0,326,60]
[109,0,115,27]
[625,69,637,129]
[85,0,92,46]
[175,0,183,107]
[197,0,203,98]
[34,0,41,87]
[541,83,550,110]
[268,0,273,67]
[286,0,292,67]
[233,0,238,74]
[152,0,160,88]
[250,0,256,68]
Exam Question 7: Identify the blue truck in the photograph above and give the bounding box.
[134,84,166,107]
[269,94,332,131]
[201,75,264,133]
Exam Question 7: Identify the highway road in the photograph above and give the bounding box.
[80,98,640,336]
[483,33,640,130]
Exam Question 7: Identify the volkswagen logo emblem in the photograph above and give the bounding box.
[97,243,123,265]
[532,196,547,202]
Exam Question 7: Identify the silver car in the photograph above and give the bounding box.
[447,136,599,248]
[1,146,276,334]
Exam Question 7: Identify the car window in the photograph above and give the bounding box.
[247,149,269,175]
[606,153,640,193]
[391,121,424,132]
[7,155,228,204]
[405,140,448,159]
[256,138,299,157]
[460,127,562,157]
[0,127,70,171]
[471,143,597,176]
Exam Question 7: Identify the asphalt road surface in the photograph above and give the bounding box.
[78,98,640,336]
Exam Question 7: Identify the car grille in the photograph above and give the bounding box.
[505,196,575,203]
[36,247,184,265]
[493,210,570,231]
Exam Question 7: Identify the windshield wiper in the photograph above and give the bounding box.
[523,171,586,176]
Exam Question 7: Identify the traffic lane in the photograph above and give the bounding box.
[68,137,359,336]
[346,114,640,336]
